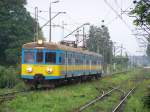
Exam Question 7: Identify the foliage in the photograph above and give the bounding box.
[86,25,113,64]
[113,55,129,66]
[143,70,150,109]
[130,0,150,57]
[14,81,27,90]
[0,66,19,88]
[131,0,150,26]
[0,0,44,65]
[146,41,150,57]
[143,93,150,109]
[125,97,145,112]
[124,70,150,112]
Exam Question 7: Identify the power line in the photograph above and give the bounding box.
[65,13,81,25]
[30,12,49,21]
[105,15,119,25]
[105,1,133,26]
[104,0,133,30]
[103,0,149,54]
[114,0,121,10]
[104,0,141,41]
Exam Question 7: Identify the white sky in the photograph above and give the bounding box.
[25,0,146,56]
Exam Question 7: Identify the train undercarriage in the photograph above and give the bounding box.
[23,73,102,89]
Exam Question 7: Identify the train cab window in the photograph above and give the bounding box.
[24,50,34,63]
[45,52,56,64]
[36,50,43,63]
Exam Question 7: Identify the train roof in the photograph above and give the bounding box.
[23,42,102,57]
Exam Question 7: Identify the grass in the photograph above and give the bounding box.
[124,70,150,112]
[0,69,148,112]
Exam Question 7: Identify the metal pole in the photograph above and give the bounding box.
[35,7,38,42]
[121,44,123,71]
[49,1,52,42]
[41,12,66,29]
[36,7,39,41]
[63,23,90,39]
[113,44,116,72]
[76,30,79,46]
[83,27,85,48]
[34,7,36,42]
[62,21,65,39]
[113,45,116,57]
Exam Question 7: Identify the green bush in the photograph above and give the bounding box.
[143,94,150,109]
[0,66,20,88]
[14,81,27,90]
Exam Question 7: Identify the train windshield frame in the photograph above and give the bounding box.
[22,49,61,64]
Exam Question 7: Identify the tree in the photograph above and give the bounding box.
[131,0,150,27]
[130,0,150,56]
[86,25,113,64]
[0,0,44,65]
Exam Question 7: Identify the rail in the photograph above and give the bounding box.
[74,87,119,112]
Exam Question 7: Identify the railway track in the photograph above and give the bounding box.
[111,77,143,112]
[73,87,120,112]
[0,86,54,104]
[72,72,145,112]
[0,89,31,104]
[111,87,136,112]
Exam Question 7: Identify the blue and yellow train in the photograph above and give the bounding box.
[21,40,103,87]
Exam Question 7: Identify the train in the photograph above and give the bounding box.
[21,40,103,88]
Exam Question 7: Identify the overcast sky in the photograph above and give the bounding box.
[25,0,145,56]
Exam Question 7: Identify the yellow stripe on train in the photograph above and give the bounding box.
[21,64,102,77]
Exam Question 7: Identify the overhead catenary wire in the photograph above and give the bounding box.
[30,12,49,21]
[104,0,145,46]
[29,11,72,32]
[103,0,148,54]
[114,0,121,10]
[104,0,133,31]
[65,13,81,25]
[105,1,134,26]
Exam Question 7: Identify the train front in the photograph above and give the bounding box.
[21,40,63,87]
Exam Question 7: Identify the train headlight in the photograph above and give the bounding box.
[46,67,53,74]
[26,66,32,73]
[37,40,43,45]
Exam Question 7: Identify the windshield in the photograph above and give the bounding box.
[23,49,59,64]
[23,49,58,64]
[24,50,34,63]
[36,50,44,63]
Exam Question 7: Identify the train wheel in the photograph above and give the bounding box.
[95,74,99,80]
[34,83,38,90]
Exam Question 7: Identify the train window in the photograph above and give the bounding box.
[24,50,34,63]
[79,54,83,65]
[75,53,79,65]
[59,53,62,64]
[45,52,56,64]
[59,57,62,63]
[36,50,43,63]
[68,53,71,65]
[86,59,89,65]
[62,53,65,64]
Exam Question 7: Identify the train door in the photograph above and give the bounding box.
[89,55,92,74]
[72,52,75,76]
[65,51,68,77]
